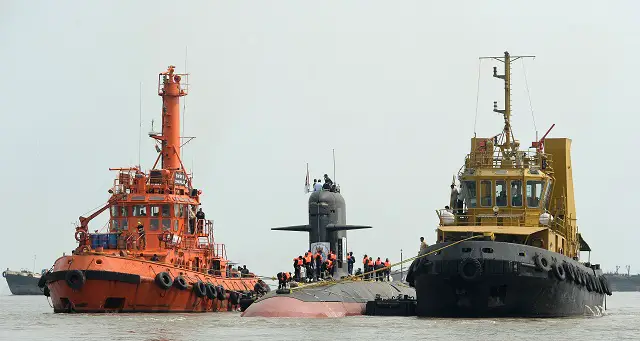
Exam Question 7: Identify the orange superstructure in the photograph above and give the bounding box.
[42,66,258,313]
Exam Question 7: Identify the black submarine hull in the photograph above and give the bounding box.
[407,241,611,317]
[242,280,415,317]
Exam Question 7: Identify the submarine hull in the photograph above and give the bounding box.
[242,281,416,318]
[408,241,610,317]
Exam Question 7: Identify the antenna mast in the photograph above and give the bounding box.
[480,51,535,153]
[332,149,336,183]
[138,82,142,169]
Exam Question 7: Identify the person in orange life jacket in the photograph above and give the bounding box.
[384,258,391,281]
[293,256,303,282]
[328,251,337,276]
[277,272,285,289]
[304,252,313,282]
[362,254,369,279]
[136,221,145,249]
[367,257,374,280]
[322,259,333,279]
[374,257,382,281]
[285,272,291,288]
[347,252,355,275]
[314,250,323,281]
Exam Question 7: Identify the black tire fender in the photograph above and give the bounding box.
[533,254,552,272]
[459,258,482,281]
[193,281,206,298]
[562,262,574,282]
[37,274,47,288]
[154,272,173,290]
[65,270,86,290]
[205,283,217,300]
[552,262,566,281]
[173,275,188,290]
[216,285,225,301]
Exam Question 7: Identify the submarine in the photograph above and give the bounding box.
[242,182,415,318]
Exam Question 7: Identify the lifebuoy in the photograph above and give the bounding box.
[216,285,226,301]
[65,270,85,290]
[533,254,552,272]
[205,283,217,300]
[552,262,566,281]
[193,281,206,298]
[173,275,188,290]
[75,230,87,242]
[155,272,173,290]
[459,258,482,281]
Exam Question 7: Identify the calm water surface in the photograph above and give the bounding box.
[0,293,638,341]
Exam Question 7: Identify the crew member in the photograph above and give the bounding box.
[374,257,382,281]
[328,251,337,277]
[304,252,313,282]
[323,259,333,279]
[314,250,323,281]
[420,237,428,253]
[188,205,196,234]
[362,254,369,279]
[196,207,205,232]
[254,279,269,297]
[347,252,355,275]
[285,272,291,287]
[151,254,159,262]
[293,256,302,282]
[367,257,374,280]
[136,221,145,249]
[384,258,391,281]
[277,272,285,289]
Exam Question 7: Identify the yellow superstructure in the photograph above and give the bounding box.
[436,51,589,261]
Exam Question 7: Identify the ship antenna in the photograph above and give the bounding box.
[480,51,535,153]
[138,81,142,169]
[332,148,336,183]
[182,46,188,157]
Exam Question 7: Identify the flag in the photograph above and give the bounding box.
[304,164,311,193]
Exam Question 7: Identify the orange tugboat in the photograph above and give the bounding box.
[42,66,258,313]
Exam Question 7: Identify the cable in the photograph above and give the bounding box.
[521,58,538,134]
[473,59,482,137]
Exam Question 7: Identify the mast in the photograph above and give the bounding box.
[480,51,534,153]
[157,65,188,170]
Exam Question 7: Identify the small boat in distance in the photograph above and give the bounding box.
[42,66,258,313]
[3,268,46,295]
[406,51,612,317]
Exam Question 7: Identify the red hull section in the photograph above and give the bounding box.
[241,296,364,318]
[48,255,256,313]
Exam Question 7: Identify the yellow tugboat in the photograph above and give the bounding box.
[406,51,612,317]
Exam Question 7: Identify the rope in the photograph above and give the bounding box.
[290,234,484,291]
[521,58,538,135]
[473,59,483,137]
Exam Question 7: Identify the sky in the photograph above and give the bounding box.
[1,1,639,294]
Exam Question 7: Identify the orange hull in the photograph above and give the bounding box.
[48,254,257,313]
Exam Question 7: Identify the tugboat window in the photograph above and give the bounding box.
[480,180,492,207]
[526,180,544,208]
[510,180,523,207]
[151,206,160,217]
[162,219,171,231]
[133,205,147,216]
[150,219,159,231]
[174,220,179,232]
[111,219,120,232]
[461,180,477,208]
[542,180,553,209]
[121,219,128,230]
[120,206,128,217]
[495,180,507,207]
[111,206,118,217]
[161,204,170,217]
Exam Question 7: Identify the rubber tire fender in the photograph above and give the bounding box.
[205,283,217,300]
[1,271,6,278]
[193,281,206,298]
[552,262,566,281]
[533,254,552,272]
[173,275,188,290]
[43,286,50,297]
[405,262,415,287]
[37,275,47,288]
[562,262,574,282]
[216,285,226,301]
[155,272,173,290]
[586,275,593,292]
[600,276,612,295]
[229,291,240,305]
[459,258,482,281]
[65,270,86,290]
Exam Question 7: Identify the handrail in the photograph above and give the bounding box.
[435,208,569,235]
[464,149,553,170]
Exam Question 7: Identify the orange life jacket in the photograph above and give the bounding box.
[347,255,352,261]
[305,254,312,263]
[297,258,303,266]
[285,272,291,280]
[375,259,381,266]
[363,257,368,265]
[384,261,390,267]
[329,253,336,261]
[326,260,333,268]
[368,259,374,266]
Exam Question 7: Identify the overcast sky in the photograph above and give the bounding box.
[1,1,638,294]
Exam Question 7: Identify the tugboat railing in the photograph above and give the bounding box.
[464,150,553,170]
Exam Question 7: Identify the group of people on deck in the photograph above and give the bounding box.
[311,174,340,193]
